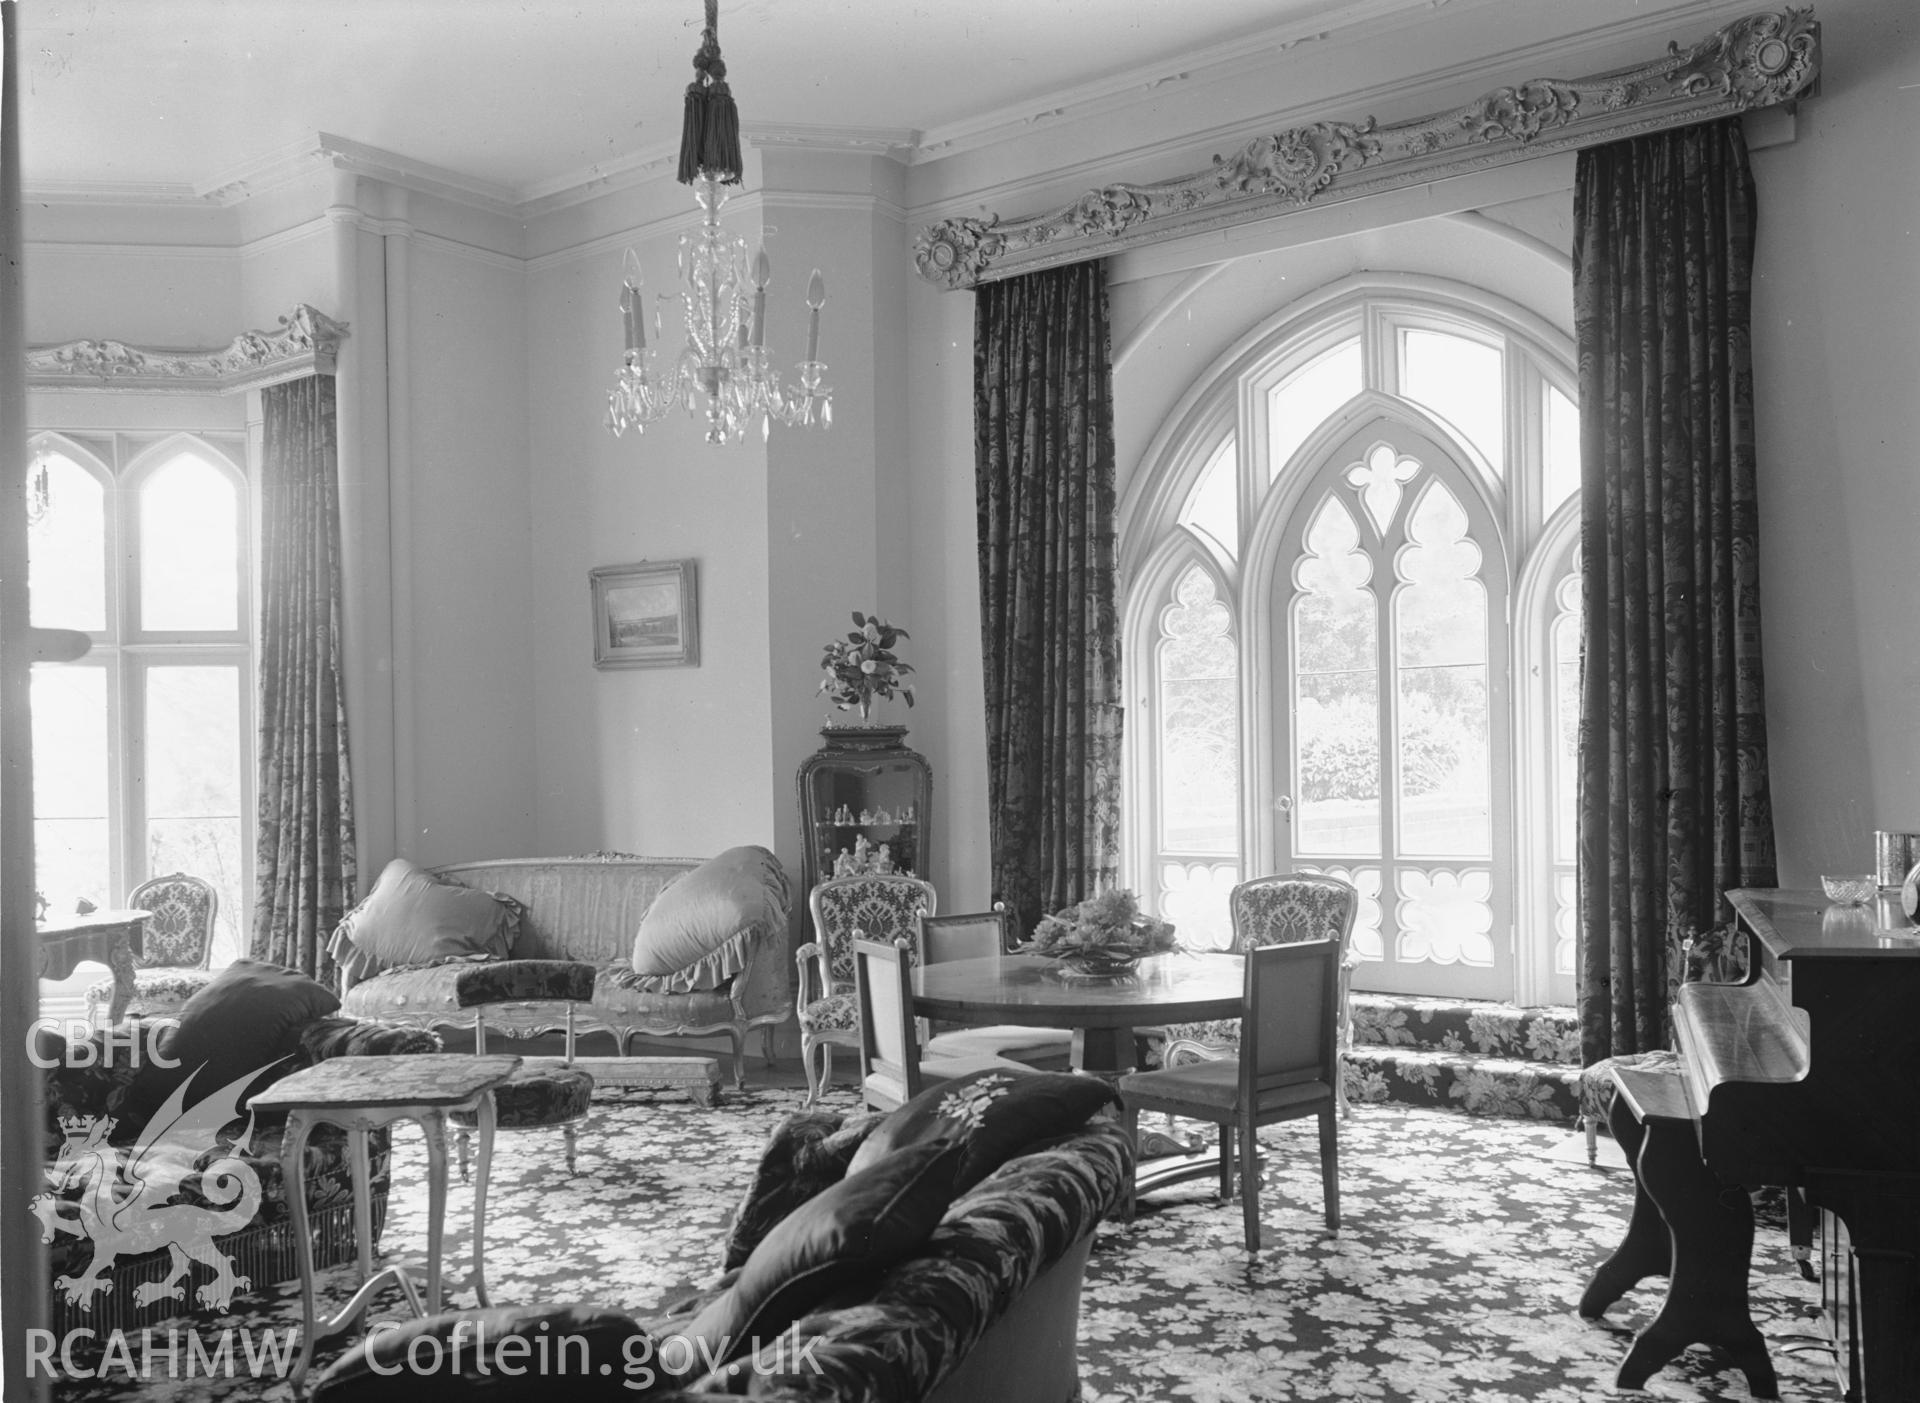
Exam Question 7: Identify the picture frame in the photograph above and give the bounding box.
[590,559,699,670]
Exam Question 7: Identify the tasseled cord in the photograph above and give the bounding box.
[677,0,742,186]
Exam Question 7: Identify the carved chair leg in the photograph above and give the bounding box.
[1218,1124,1235,1200]
[563,1123,577,1176]
[801,1039,823,1106]
[457,1127,471,1185]
[819,1043,835,1095]
[727,1029,748,1090]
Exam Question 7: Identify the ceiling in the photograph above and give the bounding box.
[15,0,1430,199]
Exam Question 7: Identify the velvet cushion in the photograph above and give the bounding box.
[124,959,340,1126]
[313,1303,658,1400]
[679,1138,966,1376]
[721,1110,884,1270]
[631,845,789,991]
[847,1067,1123,1194]
[330,857,521,985]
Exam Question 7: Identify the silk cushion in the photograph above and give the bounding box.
[330,857,521,985]
[631,845,789,991]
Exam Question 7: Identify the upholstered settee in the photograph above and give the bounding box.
[314,1074,1133,1402]
[34,1005,439,1338]
[333,852,791,1087]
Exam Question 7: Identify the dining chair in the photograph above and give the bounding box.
[1119,938,1342,1250]
[915,904,1074,1070]
[853,936,1024,1112]
[797,873,937,1104]
[1153,872,1361,1113]
[85,871,219,1025]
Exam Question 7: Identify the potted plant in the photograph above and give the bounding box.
[818,612,915,722]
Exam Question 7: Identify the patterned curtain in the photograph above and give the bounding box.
[1574,118,1777,1065]
[973,262,1122,936]
[253,375,357,979]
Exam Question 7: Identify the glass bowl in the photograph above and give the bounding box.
[1821,873,1877,905]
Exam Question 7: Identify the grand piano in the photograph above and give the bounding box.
[1675,887,1920,1400]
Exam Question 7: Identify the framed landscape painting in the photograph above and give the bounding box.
[590,559,699,669]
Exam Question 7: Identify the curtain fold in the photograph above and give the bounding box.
[253,374,357,980]
[973,262,1122,936]
[1574,117,1777,1065]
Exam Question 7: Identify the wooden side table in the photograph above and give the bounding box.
[247,1053,520,1387]
[36,909,147,1025]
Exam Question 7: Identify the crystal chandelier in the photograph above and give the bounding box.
[607,0,831,445]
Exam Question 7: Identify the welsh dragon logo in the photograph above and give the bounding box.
[31,1064,273,1312]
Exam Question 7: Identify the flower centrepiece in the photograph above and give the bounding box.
[1029,890,1177,978]
[818,611,915,721]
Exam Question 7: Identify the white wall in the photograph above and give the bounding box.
[1745,0,1920,881]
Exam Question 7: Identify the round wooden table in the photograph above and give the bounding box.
[911,950,1244,1074]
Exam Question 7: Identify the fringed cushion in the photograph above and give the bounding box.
[630,845,790,992]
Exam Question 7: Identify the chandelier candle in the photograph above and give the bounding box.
[605,0,833,444]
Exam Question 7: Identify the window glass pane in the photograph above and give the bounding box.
[1402,330,1504,473]
[33,664,110,914]
[1397,866,1495,966]
[1159,861,1238,952]
[1293,496,1378,856]
[146,666,243,956]
[1551,561,1582,865]
[28,451,106,632]
[1395,482,1490,857]
[1180,437,1238,560]
[140,453,238,631]
[1157,568,1239,853]
[1268,339,1362,481]
[1545,384,1580,515]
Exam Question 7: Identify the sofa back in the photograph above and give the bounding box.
[706,1116,1133,1400]
[431,855,703,967]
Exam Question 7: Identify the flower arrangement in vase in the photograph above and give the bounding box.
[1028,889,1177,979]
[818,611,915,722]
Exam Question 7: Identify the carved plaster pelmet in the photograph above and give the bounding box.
[915,8,1819,290]
[26,304,348,394]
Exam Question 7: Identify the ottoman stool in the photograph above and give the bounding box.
[452,960,600,1179]
[453,1060,596,1177]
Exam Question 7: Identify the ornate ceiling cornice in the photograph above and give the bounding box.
[26,305,348,394]
[915,8,1819,289]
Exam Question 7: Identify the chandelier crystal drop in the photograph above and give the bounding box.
[606,0,831,446]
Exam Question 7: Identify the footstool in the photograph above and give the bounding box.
[452,960,600,1179]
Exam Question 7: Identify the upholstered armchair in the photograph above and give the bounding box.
[795,874,936,1105]
[1156,873,1361,1111]
[85,871,219,1024]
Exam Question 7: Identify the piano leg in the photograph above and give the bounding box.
[1616,1115,1779,1400]
[1580,1093,1669,1318]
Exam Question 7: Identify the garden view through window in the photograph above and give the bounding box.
[28,434,250,970]
[1131,293,1581,1003]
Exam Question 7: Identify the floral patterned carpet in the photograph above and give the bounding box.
[49,1086,1838,1402]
